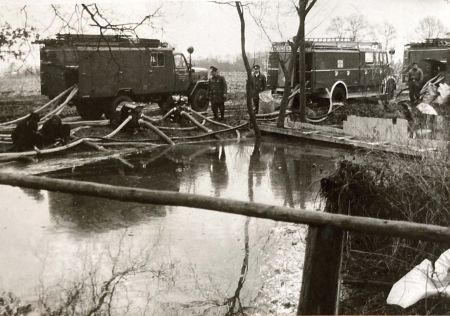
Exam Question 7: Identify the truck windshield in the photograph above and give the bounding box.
[174,54,187,68]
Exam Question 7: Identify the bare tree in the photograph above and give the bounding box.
[276,0,318,126]
[326,17,346,39]
[379,21,397,50]
[415,16,447,40]
[345,14,369,41]
[236,1,261,139]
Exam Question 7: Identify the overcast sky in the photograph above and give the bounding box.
[1,0,450,64]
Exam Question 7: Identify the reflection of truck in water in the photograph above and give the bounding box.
[38,34,209,119]
[267,38,396,104]
[47,153,181,231]
[402,38,449,83]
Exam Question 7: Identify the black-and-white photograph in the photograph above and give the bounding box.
[0,0,449,315]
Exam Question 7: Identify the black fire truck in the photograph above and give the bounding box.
[38,34,209,119]
[267,38,396,104]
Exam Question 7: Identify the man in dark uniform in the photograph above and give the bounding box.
[251,64,266,114]
[40,115,71,145]
[208,66,227,121]
[11,112,42,151]
[407,62,424,104]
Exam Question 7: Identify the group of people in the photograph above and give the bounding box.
[207,64,266,121]
[11,113,71,152]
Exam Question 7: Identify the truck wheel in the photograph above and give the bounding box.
[76,102,103,120]
[190,88,208,112]
[106,95,133,119]
[331,86,346,104]
[158,95,175,114]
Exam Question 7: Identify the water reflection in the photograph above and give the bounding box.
[19,187,45,201]
[47,152,181,231]
[0,139,348,315]
[208,144,229,197]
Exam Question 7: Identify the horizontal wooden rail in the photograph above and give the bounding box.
[0,172,449,243]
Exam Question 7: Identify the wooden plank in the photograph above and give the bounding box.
[0,172,449,243]
[259,124,437,157]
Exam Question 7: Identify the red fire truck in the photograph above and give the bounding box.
[267,38,396,105]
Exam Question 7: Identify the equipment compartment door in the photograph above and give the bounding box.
[173,53,190,93]
[146,51,172,94]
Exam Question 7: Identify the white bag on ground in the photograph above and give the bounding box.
[436,83,450,105]
[259,90,280,113]
[387,249,450,308]
[416,103,438,115]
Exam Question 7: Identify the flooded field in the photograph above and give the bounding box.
[0,138,348,315]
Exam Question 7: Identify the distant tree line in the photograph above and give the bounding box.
[194,52,268,72]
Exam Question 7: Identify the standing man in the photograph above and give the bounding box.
[208,66,227,121]
[407,62,424,104]
[251,64,266,114]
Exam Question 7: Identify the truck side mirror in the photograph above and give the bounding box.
[187,46,194,71]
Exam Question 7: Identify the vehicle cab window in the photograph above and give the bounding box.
[151,52,165,67]
[174,54,187,69]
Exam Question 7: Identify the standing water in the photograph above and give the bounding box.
[0,139,347,315]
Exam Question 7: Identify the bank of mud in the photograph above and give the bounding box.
[320,153,450,314]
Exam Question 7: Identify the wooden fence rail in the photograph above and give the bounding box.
[0,172,449,243]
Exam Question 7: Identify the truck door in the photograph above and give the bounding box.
[173,53,190,93]
[146,51,172,94]
[360,51,376,91]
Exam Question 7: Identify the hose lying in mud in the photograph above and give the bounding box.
[0,87,79,134]
[104,115,133,139]
[171,122,248,140]
[0,138,90,162]
[141,114,206,131]
[306,104,346,123]
[253,103,345,124]
[138,119,175,145]
[180,111,224,141]
[185,107,241,140]
[65,120,109,128]
[40,87,79,123]
[0,85,77,127]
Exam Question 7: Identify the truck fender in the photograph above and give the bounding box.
[189,80,209,98]
[327,81,348,100]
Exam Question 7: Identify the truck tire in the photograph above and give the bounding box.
[190,88,208,111]
[332,86,346,104]
[76,102,104,120]
[107,95,133,119]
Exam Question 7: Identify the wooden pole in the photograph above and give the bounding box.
[298,208,344,315]
[138,119,175,145]
[0,173,450,243]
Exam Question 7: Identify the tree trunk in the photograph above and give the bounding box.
[298,2,307,122]
[276,34,300,128]
[236,2,261,140]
